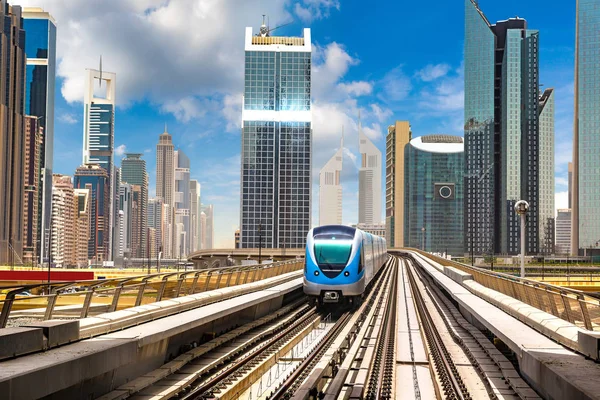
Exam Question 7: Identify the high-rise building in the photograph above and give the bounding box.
[148,197,164,257]
[83,68,116,260]
[121,153,148,258]
[319,135,343,226]
[116,183,133,259]
[572,0,600,255]
[235,229,240,249]
[240,23,312,249]
[568,162,573,209]
[174,150,190,256]
[74,188,90,267]
[465,0,552,256]
[23,8,56,267]
[190,180,200,252]
[74,164,110,263]
[51,175,77,267]
[556,209,572,255]
[200,211,206,250]
[148,228,156,260]
[539,89,555,255]
[405,135,464,256]
[358,117,382,226]
[0,2,26,265]
[111,166,120,261]
[156,126,175,257]
[130,184,143,259]
[23,116,44,264]
[385,121,412,248]
[201,204,214,249]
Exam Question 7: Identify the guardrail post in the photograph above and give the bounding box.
[243,267,253,284]
[156,277,169,301]
[250,267,259,282]
[546,288,559,317]
[225,269,236,287]
[0,292,17,328]
[215,271,225,288]
[560,291,574,324]
[43,291,58,320]
[135,280,148,307]
[234,268,243,285]
[203,271,213,292]
[189,272,201,294]
[174,275,185,297]
[578,294,594,330]
[80,287,96,318]
[109,286,123,313]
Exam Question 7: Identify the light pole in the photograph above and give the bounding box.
[421,227,426,251]
[258,223,262,265]
[515,200,530,278]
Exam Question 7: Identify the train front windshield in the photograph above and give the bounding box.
[314,241,352,267]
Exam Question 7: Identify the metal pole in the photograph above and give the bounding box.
[520,213,526,278]
[258,223,262,265]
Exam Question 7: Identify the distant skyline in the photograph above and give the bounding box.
[17,0,577,247]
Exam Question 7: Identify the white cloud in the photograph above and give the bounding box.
[416,63,451,82]
[379,65,412,102]
[144,148,152,154]
[294,0,340,22]
[161,97,205,123]
[362,123,383,142]
[58,113,78,124]
[338,81,372,97]
[370,104,392,122]
[222,93,242,132]
[115,144,127,156]
[555,191,568,216]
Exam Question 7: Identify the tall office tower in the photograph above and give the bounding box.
[74,164,110,263]
[130,184,143,259]
[200,211,207,249]
[240,23,312,249]
[572,0,600,255]
[148,228,156,259]
[538,89,555,255]
[555,209,572,255]
[156,126,175,257]
[51,175,77,267]
[74,188,91,267]
[0,2,26,265]
[568,162,573,209]
[319,135,343,226]
[174,150,191,256]
[111,166,120,261]
[235,229,240,248]
[116,183,133,258]
[83,67,116,260]
[23,8,56,267]
[162,203,173,257]
[385,121,412,248]
[358,117,382,225]
[23,116,44,264]
[465,0,548,256]
[405,135,464,255]
[121,154,148,258]
[201,204,214,249]
[148,197,164,257]
[190,180,200,252]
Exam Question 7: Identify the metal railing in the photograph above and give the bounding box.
[0,260,304,329]
[402,249,600,331]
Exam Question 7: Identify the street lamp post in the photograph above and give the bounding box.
[515,200,530,278]
[258,223,262,265]
[421,227,426,251]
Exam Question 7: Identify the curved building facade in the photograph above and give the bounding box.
[404,135,464,255]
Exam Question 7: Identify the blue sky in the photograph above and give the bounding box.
[30,0,576,247]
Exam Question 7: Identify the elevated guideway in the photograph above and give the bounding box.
[398,248,600,400]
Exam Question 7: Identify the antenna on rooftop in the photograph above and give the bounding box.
[98,55,103,87]
[256,14,294,37]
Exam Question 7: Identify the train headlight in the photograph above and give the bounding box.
[314,271,320,276]
[344,271,350,277]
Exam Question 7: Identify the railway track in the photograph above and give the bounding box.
[103,252,542,400]
[402,254,541,400]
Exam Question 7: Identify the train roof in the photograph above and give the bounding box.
[312,225,356,237]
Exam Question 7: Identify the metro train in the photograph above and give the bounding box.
[303,225,387,306]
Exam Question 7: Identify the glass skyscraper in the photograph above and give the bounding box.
[465,0,553,256]
[404,135,464,256]
[23,7,56,265]
[572,0,600,254]
[121,154,148,258]
[83,68,116,260]
[240,24,312,249]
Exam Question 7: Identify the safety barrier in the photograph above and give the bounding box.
[400,249,600,332]
[0,260,304,329]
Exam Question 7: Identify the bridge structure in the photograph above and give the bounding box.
[186,248,304,268]
[0,249,600,399]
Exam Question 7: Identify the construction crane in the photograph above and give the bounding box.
[257,14,293,37]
